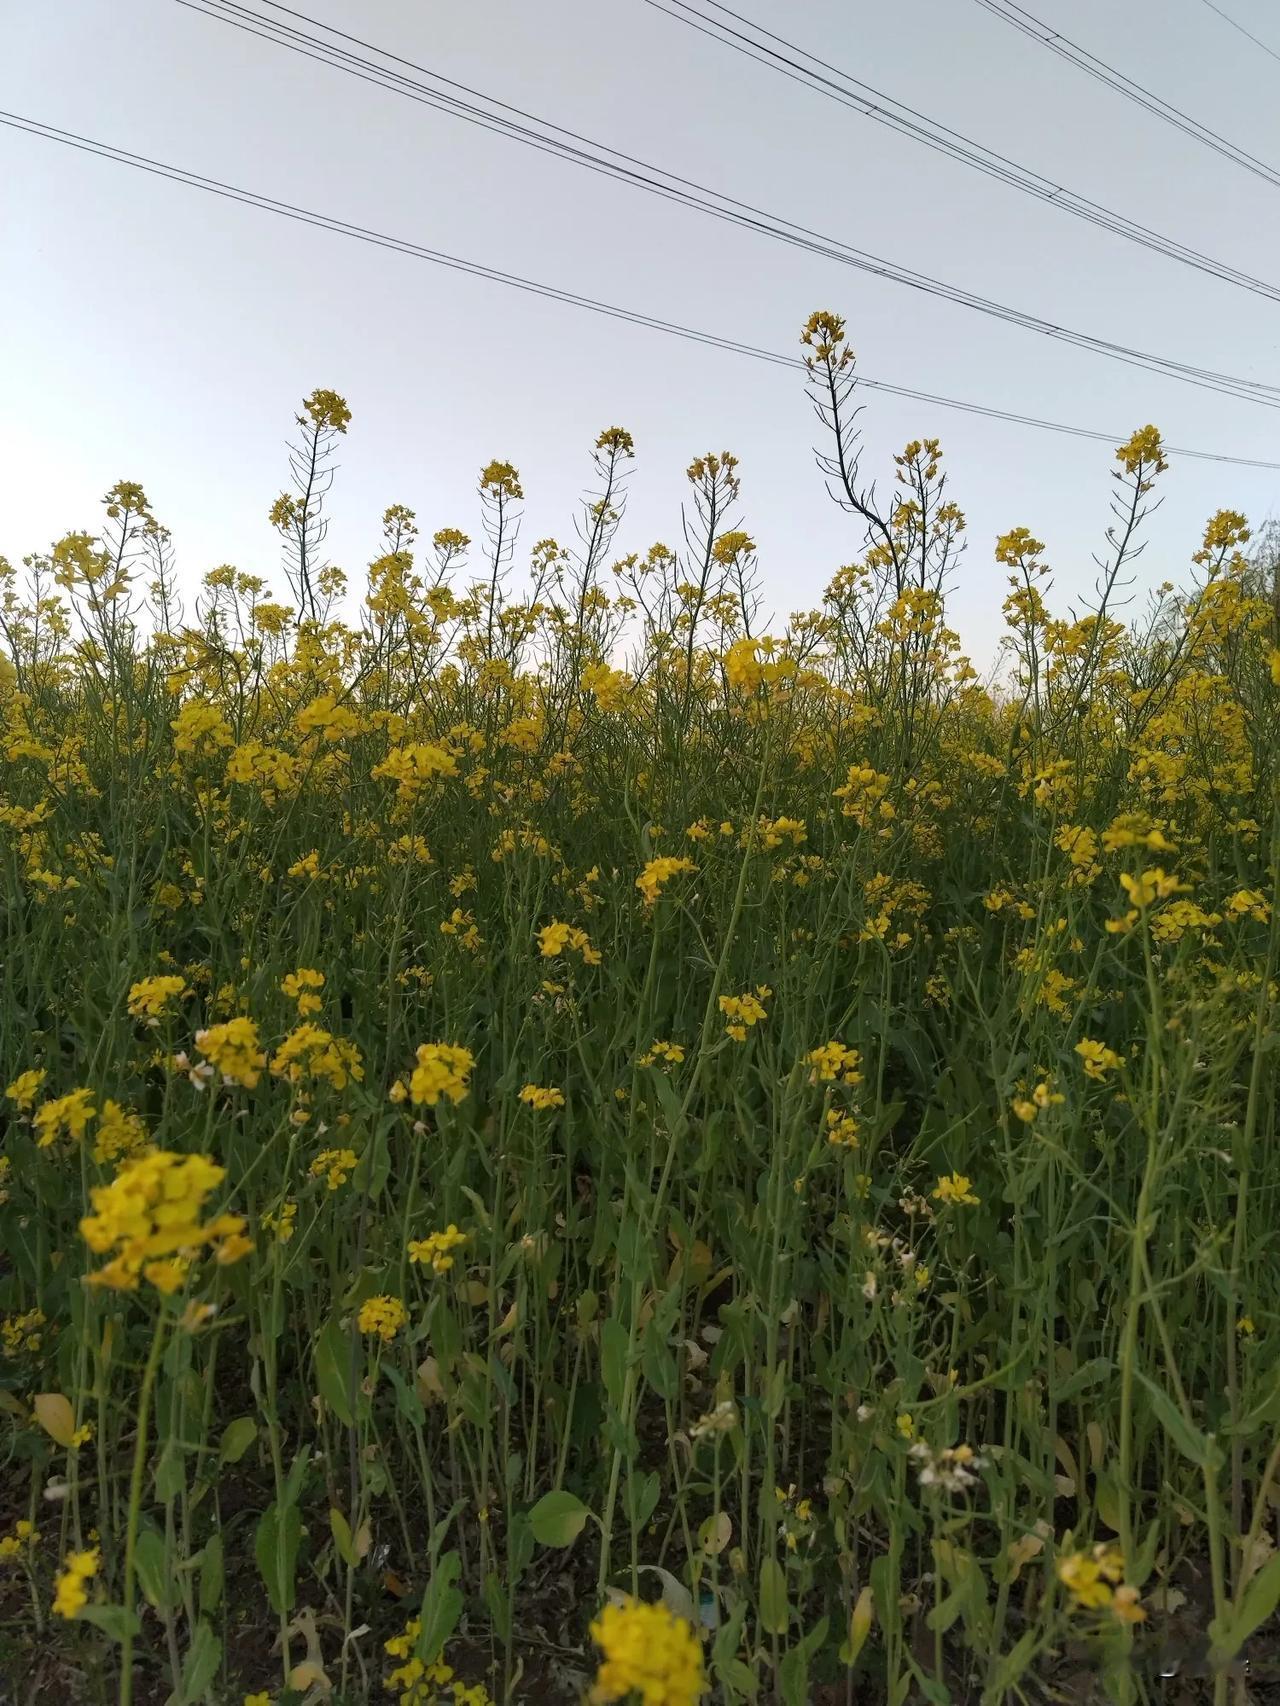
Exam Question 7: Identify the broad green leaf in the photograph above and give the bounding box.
[1211,1553,1280,1662]
[758,1556,790,1635]
[255,1501,302,1615]
[415,1549,463,1665]
[283,1447,310,1508]
[483,1569,511,1643]
[529,1489,591,1547]
[926,1588,964,1634]
[779,1616,827,1706]
[624,1469,661,1531]
[1056,1356,1113,1401]
[981,1630,1039,1706]
[79,1604,142,1643]
[384,1360,426,1427]
[153,1440,186,1502]
[217,1416,256,1465]
[600,1319,628,1411]
[1134,1371,1214,1468]
[699,1511,732,1557]
[199,1532,224,1616]
[134,1528,175,1609]
[641,1326,679,1400]
[315,1316,355,1427]
[177,1621,221,1705]
[330,1507,357,1569]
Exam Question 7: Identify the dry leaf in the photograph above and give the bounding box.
[32,1393,76,1448]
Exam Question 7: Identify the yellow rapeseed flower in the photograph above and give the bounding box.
[79,1150,250,1290]
[408,1225,468,1273]
[805,1040,862,1084]
[309,1148,358,1191]
[195,1017,266,1089]
[1075,1039,1123,1080]
[635,857,697,906]
[4,1067,46,1112]
[271,1024,363,1091]
[52,1547,99,1619]
[518,1084,566,1110]
[408,1043,475,1107]
[932,1172,980,1207]
[589,1598,706,1706]
[127,974,188,1022]
[281,967,325,1016]
[33,1088,97,1149]
[357,1294,407,1342]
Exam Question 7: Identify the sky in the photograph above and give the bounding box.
[2,0,1279,667]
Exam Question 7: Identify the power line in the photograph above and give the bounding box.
[969,0,1280,191]
[638,0,1280,302]
[1195,0,1280,66]
[4,110,1279,472]
[165,0,1280,411]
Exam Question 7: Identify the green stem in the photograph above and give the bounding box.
[120,1312,167,1706]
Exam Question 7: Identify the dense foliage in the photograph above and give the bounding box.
[2,312,1279,1705]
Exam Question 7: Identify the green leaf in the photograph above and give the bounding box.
[779,1616,828,1706]
[255,1501,302,1615]
[283,1447,310,1509]
[315,1316,355,1427]
[483,1569,511,1642]
[330,1507,357,1570]
[641,1325,679,1400]
[415,1549,463,1665]
[199,1532,224,1617]
[926,1588,964,1634]
[1134,1372,1214,1468]
[600,1318,628,1411]
[981,1630,1039,1706]
[648,1064,685,1136]
[870,1553,900,1644]
[529,1489,591,1547]
[1056,1356,1113,1400]
[177,1620,221,1704]
[153,1440,187,1502]
[384,1360,426,1427]
[718,1658,760,1700]
[1210,1553,1280,1662]
[624,1469,661,1531]
[459,1184,491,1230]
[218,1416,257,1465]
[762,1362,788,1419]
[134,1528,175,1610]
[357,1129,392,1201]
[79,1604,142,1642]
[758,1556,791,1635]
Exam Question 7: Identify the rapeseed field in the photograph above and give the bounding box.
[2,313,1278,1704]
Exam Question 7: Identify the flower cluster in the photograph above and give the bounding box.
[51,1548,99,1619]
[358,1294,408,1342]
[408,1224,468,1273]
[1057,1544,1146,1624]
[718,986,770,1042]
[635,857,697,906]
[407,1043,475,1107]
[589,1598,706,1705]
[79,1150,251,1291]
[195,1017,266,1089]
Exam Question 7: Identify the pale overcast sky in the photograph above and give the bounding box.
[3,0,1278,662]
